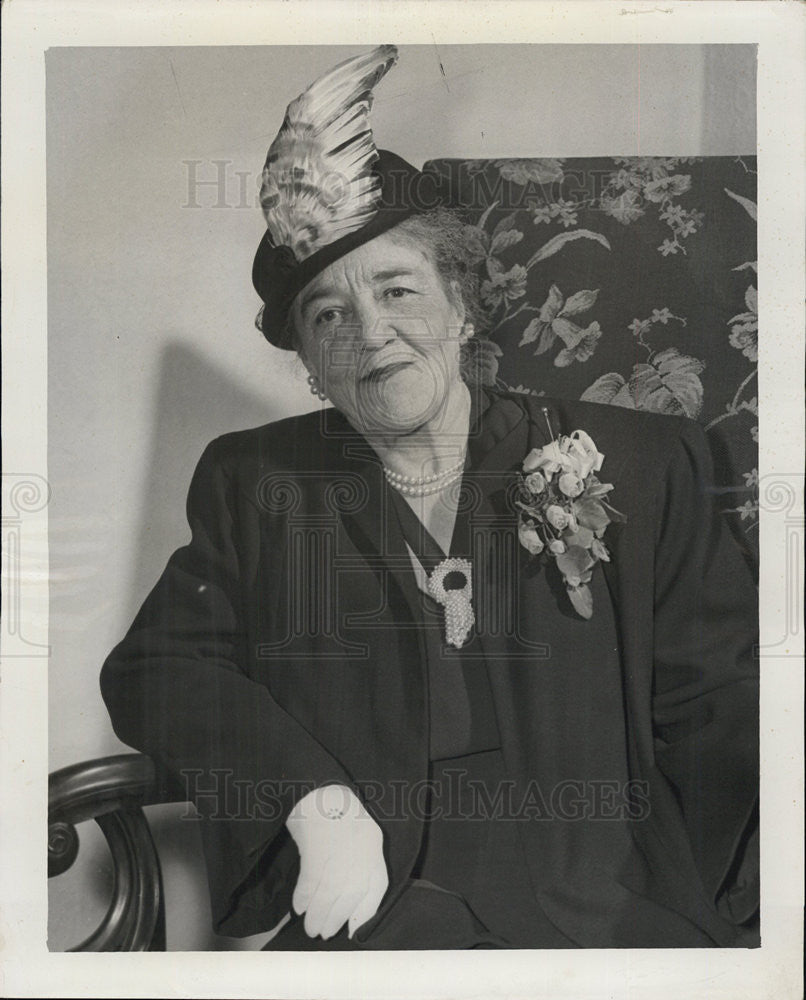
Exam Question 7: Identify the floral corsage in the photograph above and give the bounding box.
[516,417,626,620]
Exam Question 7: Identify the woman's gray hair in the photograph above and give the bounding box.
[282,206,490,360]
[385,207,488,337]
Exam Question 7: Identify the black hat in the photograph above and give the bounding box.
[249,45,448,350]
[252,149,447,349]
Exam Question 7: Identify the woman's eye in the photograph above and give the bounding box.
[315,307,343,327]
[384,286,415,299]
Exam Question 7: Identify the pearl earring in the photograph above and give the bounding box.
[307,373,326,400]
[461,322,475,343]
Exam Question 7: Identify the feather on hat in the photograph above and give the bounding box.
[252,45,447,349]
[259,44,398,261]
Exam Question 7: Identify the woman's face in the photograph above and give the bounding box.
[291,230,466,437]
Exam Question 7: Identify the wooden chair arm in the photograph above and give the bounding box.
[48,753,187,952]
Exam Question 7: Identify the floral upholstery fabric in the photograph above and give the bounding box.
[423,156,759,575]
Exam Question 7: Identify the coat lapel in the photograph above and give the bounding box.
[466,392,550,667]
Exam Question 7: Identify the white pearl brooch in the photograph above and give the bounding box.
[428,557,475,649]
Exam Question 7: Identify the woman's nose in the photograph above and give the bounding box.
[350,300,399,348]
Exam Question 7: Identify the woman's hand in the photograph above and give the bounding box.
[285,783,389,940]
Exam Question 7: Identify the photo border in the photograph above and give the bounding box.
[2,2,803,997]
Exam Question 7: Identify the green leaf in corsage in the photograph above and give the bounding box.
[515,420,625,620]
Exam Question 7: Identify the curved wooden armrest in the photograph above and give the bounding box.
[49,753,188,952]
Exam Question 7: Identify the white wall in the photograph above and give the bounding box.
[46,43,756,951]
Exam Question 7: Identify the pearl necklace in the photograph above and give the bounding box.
[383,457,465,497]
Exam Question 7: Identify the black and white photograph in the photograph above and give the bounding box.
[2,2,804,998]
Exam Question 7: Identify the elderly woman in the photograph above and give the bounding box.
[100,46,759,950]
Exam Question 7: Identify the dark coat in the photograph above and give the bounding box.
[100,390,759,948]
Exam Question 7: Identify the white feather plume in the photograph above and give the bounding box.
[260,45,398,260]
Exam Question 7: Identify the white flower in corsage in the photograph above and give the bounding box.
[516,422,626,619]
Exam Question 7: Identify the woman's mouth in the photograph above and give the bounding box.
[361,359,415,383]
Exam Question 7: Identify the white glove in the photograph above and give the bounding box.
[285,783,389,940]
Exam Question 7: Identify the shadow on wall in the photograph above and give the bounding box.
[130,341,288,950]
[130,339,286,615]
[51,342,288,951]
